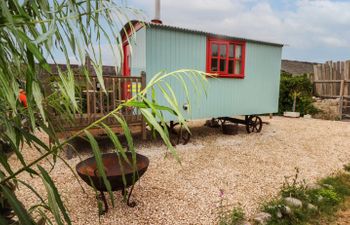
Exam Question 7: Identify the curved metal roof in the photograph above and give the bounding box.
[122,20,284,47]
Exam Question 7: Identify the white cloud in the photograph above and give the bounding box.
[131,0,350,62]
[319,36,348,48]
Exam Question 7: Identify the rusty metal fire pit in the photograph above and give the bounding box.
[76,152,149,214]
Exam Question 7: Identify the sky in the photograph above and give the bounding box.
[126,0,350,63]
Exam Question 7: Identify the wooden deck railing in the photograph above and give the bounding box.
[313,80,350,99]
[313,60,350,119]
[313,80,350,118]
[51,73,146,136]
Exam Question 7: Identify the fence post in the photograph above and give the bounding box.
[85,56,95,75]
[140,71,147,140]
[339,80,345,119]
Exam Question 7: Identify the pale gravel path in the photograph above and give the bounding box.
[10,117,350,224]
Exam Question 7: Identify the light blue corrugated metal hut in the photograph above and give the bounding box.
[121,20,283,137]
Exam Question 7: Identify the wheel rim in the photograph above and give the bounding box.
[169,122,191,145]
[181,129,191,145]
[247,116,262,133]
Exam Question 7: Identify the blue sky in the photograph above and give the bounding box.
[124,0,350,63]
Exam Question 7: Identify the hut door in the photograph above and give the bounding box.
[122,43,131,100]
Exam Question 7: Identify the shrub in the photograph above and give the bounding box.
[321,175,350,198]
[344,163,350,172]
[317,189,341,206]
[278,72,319,115]
[280,168,309,201]
[217,189,246,225]
[218,207,245,225]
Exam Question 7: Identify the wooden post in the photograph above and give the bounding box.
[140,71,147,140]
[339,80,345,119]
[313,65,319,96]
[85,56,95,75]
[340,80,345,97]
[325,63,330,96]
[328,61,334,97]
[345,61,350,97]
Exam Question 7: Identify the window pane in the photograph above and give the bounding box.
[211,44,218,56]
[229,44,234,58]
[235,45,242,59]
[211,59,218,71]
[228,60,234,74]
[235,60,241,74]
[220,59,226,72]
[220,45,227,57]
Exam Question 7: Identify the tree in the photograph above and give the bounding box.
[0,1,207,224]
[278,72,318,115]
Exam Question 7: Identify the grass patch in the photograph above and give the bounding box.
[217,189,246,225]
[262,168,350,225]
[218,207,245,225]
[343,163,350,173]
[217,167,350,224]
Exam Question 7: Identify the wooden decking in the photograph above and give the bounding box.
[51,74,147,139]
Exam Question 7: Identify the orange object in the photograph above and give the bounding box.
[19,89,27,108]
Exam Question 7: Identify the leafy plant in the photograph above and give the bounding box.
[261,169,350,225]
[218,207,245,225]
[317,189,341,206]
[278,72,319,115]
[344,163,350,172]
[0,1,208,224]
[281,168,309,200]
[0,178,17,224]
[217,189,246,225]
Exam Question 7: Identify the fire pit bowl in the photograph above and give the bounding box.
[76,152,149,214]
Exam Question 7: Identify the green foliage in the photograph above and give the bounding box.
[261,169,350,225]
[218,206,245,225]
[317,189,341,206]
[0,179,17,224]
[321,175,350,199]
[0,1,209,224]
[217,189,246,225]
[278,72,319,115]
[263,201,314,225]
[263,168,317,225]
[344,163,350,172]
[281,168,309,200]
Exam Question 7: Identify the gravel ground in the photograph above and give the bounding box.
[10,116,350,224]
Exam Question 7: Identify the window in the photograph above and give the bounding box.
[206,37,246,78]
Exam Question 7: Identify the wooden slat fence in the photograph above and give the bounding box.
[50,73,147,138]
[313,60,350,118]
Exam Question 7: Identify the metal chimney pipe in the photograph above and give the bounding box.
[155,0,160,20]
[151,0,162,24]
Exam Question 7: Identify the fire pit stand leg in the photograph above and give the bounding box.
[98,191,108,215]
[122,185,137,207]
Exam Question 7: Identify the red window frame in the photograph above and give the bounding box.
[206,37,246,78]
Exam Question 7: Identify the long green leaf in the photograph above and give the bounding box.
[101,123,129,187]
[123,100,177,115]
[84,130,114,207]
[38,165,71,225]
[140,108,180,162]
[0,184,36,225]
[32,81,46,122]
